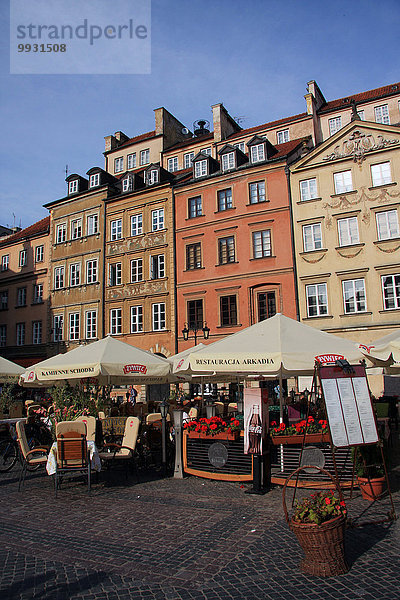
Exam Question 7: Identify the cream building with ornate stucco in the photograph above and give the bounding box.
[290,117,400,395]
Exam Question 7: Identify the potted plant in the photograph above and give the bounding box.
[270,416,331,445]
[184,415,242,440]
[353,445,385,501]
[283,466,348,577]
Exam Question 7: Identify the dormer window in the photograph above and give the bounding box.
[147,169,159,185]
[234,142,245,152]
[250,144,265,163]
[122,176,133,192]
[195,160,208,178]
[222,152,235,172]
[89,173,100,188]
[68,180,78,195]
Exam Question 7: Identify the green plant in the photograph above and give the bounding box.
[293,490,347,526]
[0,383,24,414]
[352,445,384,478]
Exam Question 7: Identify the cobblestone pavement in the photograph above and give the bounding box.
[0,440,399,600]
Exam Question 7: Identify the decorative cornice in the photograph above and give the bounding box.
[323,130,400,164]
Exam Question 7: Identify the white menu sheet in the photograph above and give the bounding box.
[337,378,364,445]
[321,378,348,447]
[352,377,379,443]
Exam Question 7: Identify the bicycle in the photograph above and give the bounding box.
[0,422,49,473]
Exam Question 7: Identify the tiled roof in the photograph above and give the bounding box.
[271,137,308,159]
[227,112,309,141]
[118,130,157,149]
[0,216,50,247]
[165,133,215,152]
[319,82,400,114]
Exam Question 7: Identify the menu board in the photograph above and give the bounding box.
[319,365,378,448]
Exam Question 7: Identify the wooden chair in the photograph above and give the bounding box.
[146,413,171,425]
[55,421,90,496]
[98,416,140,476]
[16,420,48,491]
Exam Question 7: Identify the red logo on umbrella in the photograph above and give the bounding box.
[177,359,184,368]
[315,354,345,364]
[359,344,375,354]
[123,364,147,374]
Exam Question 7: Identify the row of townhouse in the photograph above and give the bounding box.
[1,80,399,394]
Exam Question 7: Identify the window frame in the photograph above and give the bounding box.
[218,236,235,264]
[69,262,81,287]
[32,321,42,345]
[306,283,328,317]
[17,287,27,307]
[334,170,353,194]
[109,262,122,286]
[86,259,98,284]
[89,173,100,188]
[194,160,208,178]
[249,181,266,204]
[56,223,66,244]
[252,230,272,258]
[130,213,143,236]
[0,324,6,347]
[151,208,164,231]
[130,305,143,333]
[302,223,323,252]
[167,156,179,172]
[381,273,400,310]
[374,104,390,124]
[250,143,265,163]
[16,322,25,346]
[371,162,392,187]
[130,258,143,283]
[54,266,65,290]
[19,250,27,267]
[342,278,367,314]
[337,216,360,246]
[276,129,289,144]
[69,312,80,341]
[147,169,159,185]
[300,178,318,201]
[85,310,97,339]
[150,254,165,279]
[1,255,9,271]
[110,308,122,335]
[114,157,124,173]
[220,295,238,326]
[152,302,166,331]
[188,196,202,218]
[87,214,99,236]
[328,116,342,136]
[53,315,63,342]
[33,283,43,304]
[127,153,137,169]
[186,243,202,270]
[217,188,233,212]
[187,299,204,329]
[184,152,195,169]
[221,152,235,172]
[71,218,82,240]
[0,290,8,310]
[140,149,150,165]
[122,176,133,193]
[35,245,44,263]
[110,218,123,240]
[376,210,400,240]
[68,180,78,195]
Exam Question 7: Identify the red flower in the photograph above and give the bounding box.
[340,501,346,507]
[210,423,218,430]
[308,416,314,423]
[279,423,286,430]
[271,421,277,427]
[325,497,331,505]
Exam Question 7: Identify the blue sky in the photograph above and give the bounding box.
[1,0,400,228]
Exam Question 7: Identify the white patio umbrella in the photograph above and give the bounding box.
[359,329,400,374]
[20,336,171,387]
[0,356,25,382]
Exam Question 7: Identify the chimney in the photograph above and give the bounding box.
[212,103,241,142]
[104,134,118,152]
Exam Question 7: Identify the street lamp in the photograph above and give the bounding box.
[160,397,170,476]
[182,322,210,345]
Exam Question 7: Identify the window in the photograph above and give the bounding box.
[303,223,322,251]
[371,162,392,186]
[152,303,166,331]
[150,254,165,279]
[140,149,150,165]
[54,266,64,289]
[234,142,246,152]
[114,157,124,173]
[217,188,233,211]
[152,208,164,231]
[328,116,342,135]
[131,258,143,282]
[184,152,195,168]
[89,173,100,188]
[257,292,276,321]
[85,311,97,339]
[16,323,25,346]
[33,283,43,304]
[382,274,400,310]
[188,196,202,218]
[357,110,365,120]
[68,180,78,194]
[87,214,98,236]
[69,313,80,340]
[342,279,367,313]
[147,169,158,185]
[338,217,359,246]
[221,152,235,171]
[35,245,44,263]
[19,250,27,267]
[109,263,122,286]
[1,255,9,271]
[194,160,207,178]
[86,259,98,284]
[187,299,203,329]
[277,129,289,144]
[249,181,266,204]
[334,170,353,194]
[250,144,265,163]
[376,210,399,240]
[110,219,122,240]
[374,104,390,124]
[300,178,318,201]
[53,315,63,341]
[186,243,201,270]
[167,157,179,172]
[253,230,272,258]
[127,153,136,169]
[70,263,81,287]
[17,287,26,307]
[0,325,6,347]
[220,295,237,326]
[71,219,82,240]
[122,176,133,192]
[306,284,328,317]
[202,147,212,156]
[32,321,42,345]
[131,214,143,236]
[56,223,66,244]
[131,306,143,333]
[218,236,235,264]
[0,291,8,310]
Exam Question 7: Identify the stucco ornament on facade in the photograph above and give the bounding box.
[323,130,400,164]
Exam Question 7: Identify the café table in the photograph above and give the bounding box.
[46,440,101,475]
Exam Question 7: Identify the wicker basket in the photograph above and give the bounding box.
[283,466,349,577]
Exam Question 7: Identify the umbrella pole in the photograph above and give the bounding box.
[279,366,284,473]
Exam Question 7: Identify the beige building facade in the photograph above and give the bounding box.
[290,119,400,394]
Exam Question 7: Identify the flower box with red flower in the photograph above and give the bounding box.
[270,417,331,445]
[183,415,242,440]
